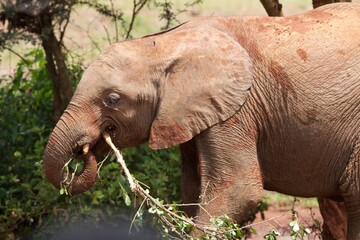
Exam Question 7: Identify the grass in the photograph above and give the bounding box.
[264,191,319,209]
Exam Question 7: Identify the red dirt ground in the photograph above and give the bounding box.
[250,205,323,239]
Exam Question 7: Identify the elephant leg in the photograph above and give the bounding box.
[339,140,360,240]
[318,197,347,240]
[179,139,201,218]
[192,121,263,224]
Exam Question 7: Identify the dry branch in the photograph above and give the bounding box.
[260,0,283,17]
[312,0,351,9]
[57,135,320,238]
[102,133,313,238]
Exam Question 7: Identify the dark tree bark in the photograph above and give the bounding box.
[1,0,74,122]
[41,28,73,112]
[313,0,351,8]
[260,0,283,17]
[39,13,73,121]
[42,39,63,122]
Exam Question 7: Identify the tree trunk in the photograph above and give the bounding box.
[41,26,73,122]
[260,0,283,17]
[46,30,73,105]
[1,0,75,122]
[42,40,63,122]
[313,0,351,8]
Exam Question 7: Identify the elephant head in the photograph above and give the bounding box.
[43,24,254,194]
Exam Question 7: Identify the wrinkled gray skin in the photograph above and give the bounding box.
[44,3,360,239]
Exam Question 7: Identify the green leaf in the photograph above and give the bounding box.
[118,179,131,206]
[290,220,300,232]
[124,193,131,206]
[148,206,157,214]
[236,229,243,238]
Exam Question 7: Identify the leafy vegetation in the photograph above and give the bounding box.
[0,49,180,239]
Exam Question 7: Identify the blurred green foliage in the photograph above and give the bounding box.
[0,49,180,239]
[0,49,56,238]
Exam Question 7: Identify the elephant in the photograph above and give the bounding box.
[318,197,347,239]
[44,3,360,239]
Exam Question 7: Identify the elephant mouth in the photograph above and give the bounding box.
[62,126,116,187]
[44,122,119,195]
[78,125,116,157]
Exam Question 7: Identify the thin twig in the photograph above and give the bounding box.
[3,47,29,64]
[137,180,150,189]
[129,197,147,233]
[103,133,216,236]
[97,151,112,179]
[59,16,70,43]
[70,9,102,52]
[163,203,203,207]
[103,25,112,45]
[199,181,210,202]
[240,212,290,230]
[109,0,119,42]
[273,218,283,228]
[125,0,149,39]
[103,133,296,238]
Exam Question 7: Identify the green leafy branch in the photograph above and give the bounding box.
[57,131,320,239]
[102,132,292,239]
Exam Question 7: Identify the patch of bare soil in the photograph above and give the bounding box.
[250,205,323,239]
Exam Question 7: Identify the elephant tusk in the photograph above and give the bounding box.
[83,143,90,155]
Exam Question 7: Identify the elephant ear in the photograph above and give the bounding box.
[149,26,253,150]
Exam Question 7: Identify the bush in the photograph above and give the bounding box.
[0,49,181,239]
[0,49,55,237]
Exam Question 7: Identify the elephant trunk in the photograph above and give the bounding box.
[43,112,98,195]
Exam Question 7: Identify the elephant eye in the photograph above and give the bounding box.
[104,93,121,106]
